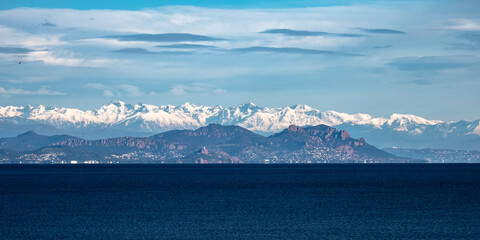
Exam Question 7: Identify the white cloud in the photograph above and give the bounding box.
[0,86,65,96]
[0,6,375,50]
[444,19,480,31]
[169,84,226,95]
[25,50,109,67]
[103,90,115,97]
[85,83,108,89]
[169,13,200,25]
[85,83,144,97]
[0,25,64,48]
[0,3,478,121]
[213,88,227,94]
[170,86,187,95]
[2,76,62,84]
[118,84,143,97]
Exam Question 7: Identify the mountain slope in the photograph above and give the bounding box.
[0,131,80,151]
[0,124,416,164]
[1,101,479,150]
[383,148,480,163]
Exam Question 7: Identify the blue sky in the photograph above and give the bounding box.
[0,0,423,10]
[0,0,479,120]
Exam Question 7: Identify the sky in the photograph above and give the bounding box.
[0,0,479,121]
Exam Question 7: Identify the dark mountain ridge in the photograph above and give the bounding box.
[0,131,80,152]
[0,124,418,164]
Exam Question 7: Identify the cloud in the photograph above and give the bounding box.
[25,51,109,67]
[213,88,227,94]
[260,29,364,38]
[444,19,480,31]
[85,83,108,90]
[111,47,193,55]
[458,31,480,44]
[446,43,479,51]
[156,44,216,49]
[231,46,362,56]
[0,46,35,54]
[169,83,226,95]
[170,86,187,95]
[103,33,222,42]
[0,26,64,48]
[0,86,65,96]
[0,5,479,119]
[42,19,56,27]
[103,90,114,97]
[373,45,392,49]
[387,55,480,72]
[2,76,62,84]
[118,84,143,97]
[358,28,406,34]
[111,48,157,54]
[85,83,144,97]
[412,79,434,85]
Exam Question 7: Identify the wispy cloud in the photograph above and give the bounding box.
[373,45,392,49]
[0,26,64,48]
[25,51,109,67]
[260,29,364,38]
[111,47,194,55]
[458,31,480,44]
[1,76,62,84]
[387,55,480,72]
[0,46,35,54]
[169,83,226,95]
[156,44,216,49]
[412,79,434,85]
[103,90,115,97]
[0,86,65,96]
[111,48,157,54]
[85,83,108,90]
[358,28,406,34]
[118,84,143,97]
[41,19,56,27]
[231,46,362,56]
[104,33,222,42]
[444,19,480,31]
[0,4,479,120]
[85,83,144,97]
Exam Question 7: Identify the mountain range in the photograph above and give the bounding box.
[1,101,479,150]
[0,124,417,164]
[383,148,480,163]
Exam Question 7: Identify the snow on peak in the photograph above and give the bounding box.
[240,102,257,107]
[109,100,126,106]
[0,102,453,134]
[291,104,313,110]
[469,122,480,136]
[387,113,441,125]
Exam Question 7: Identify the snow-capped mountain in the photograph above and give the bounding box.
[1,101,479,150]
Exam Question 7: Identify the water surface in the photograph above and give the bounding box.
[1,164,479,239]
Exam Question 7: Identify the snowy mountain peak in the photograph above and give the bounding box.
[387,113,442,125]
[0,102,476,141]
[469,122,480,136]
[291,104,314,111]
[238,102,257,108]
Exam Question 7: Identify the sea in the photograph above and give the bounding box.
[1,164,479,239]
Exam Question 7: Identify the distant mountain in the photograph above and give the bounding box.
[1,101,479,150]
[383,148,480,163]
[0,124,417,164]
[0,131,80,151]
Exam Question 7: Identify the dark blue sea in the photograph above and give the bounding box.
[1,164,479,239]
